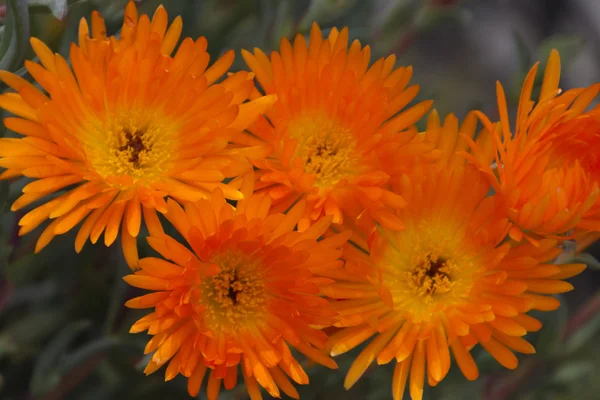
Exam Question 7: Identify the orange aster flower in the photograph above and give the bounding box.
[237,23,433,231]
[0,1,274,268]
[465,50,599,243]
[535,99,600,251]
[322,114,585,400]
[345,109,478,246]
[124,179,350,399]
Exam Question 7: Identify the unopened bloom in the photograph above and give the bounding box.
[466,50,599,243]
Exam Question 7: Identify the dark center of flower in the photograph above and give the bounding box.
[119,129,147,167]
[305,144,335,174]
[225,272,241,305]
[212,270,246,305]
[289,114,360,191]
[410,254,453,297]
[426,257,446,279]
[202,251,266,330]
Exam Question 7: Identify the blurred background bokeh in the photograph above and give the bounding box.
[1,0,600,399]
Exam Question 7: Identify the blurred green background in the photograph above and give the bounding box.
[1,0,600,399]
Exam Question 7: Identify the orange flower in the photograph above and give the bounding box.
[0,1,274,268]
[124,178,350,399]
[321,115,585,400]
[343,109,478,245]
[534,98,600,251]
[465,49,599,243]
[237,22,433,232]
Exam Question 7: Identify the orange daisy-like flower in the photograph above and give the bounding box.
[466,50,599,243]
[0,1,274,268]
[237,22,433,231]
[546,103,600,251]
[532,91,600,251]
[124,179,350,399]
[322,114,585,400]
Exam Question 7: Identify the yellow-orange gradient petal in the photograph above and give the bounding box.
[0,1,275,269]
[236,22,434,231]
[323,161,584,400]
[465,49,600,244]
[124,182,350,398]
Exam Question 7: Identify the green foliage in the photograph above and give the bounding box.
[30,320,93,396]
[532,299,569,357]
[562,303,600,355]
[563,252,600,271]
[509,33,585,106]
[29,0,68,20]
[0,0,30,71]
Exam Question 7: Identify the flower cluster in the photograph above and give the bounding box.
[0,2,597,400]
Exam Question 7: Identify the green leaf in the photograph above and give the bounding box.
[508,34,584,107]
[30,320,92,396]
[0,307,66,360]
[433,367,485,400]
[551,360,594,385]
[5,251,50,286]
[268,0,295,48]
[299,0,359,32]
[31,334,145,397]
[536,34,584,70]
[102,258,129,335]
[134,353,153,371]
[474,346,507,374]
[0,282,58,318]
[560,252,600,271]
[56,1,93,56]
[413,4,470,33]
[531,297,569,357]
[562,312,600,356]
[0,0,31,72]
[29,0,68,20]
[0,231,11,272]
[514,31,532,74]
[57,336,143,376]
[380,0,419,35]
[554,240,577,265]
[0,181,9,212]
[508,31,533,105]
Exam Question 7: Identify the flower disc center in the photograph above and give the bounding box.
[83,110,178,184]
[408,254,454,299]
[289,114,360,191]
[118,128,147,168]
[374,223,484,322]
[202,250,266,330]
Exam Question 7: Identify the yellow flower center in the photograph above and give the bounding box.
[289,114,360,191]
[83,109,178,184]
[201,250,266,331]
[376,222,480,323]
[408,254,455,298]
